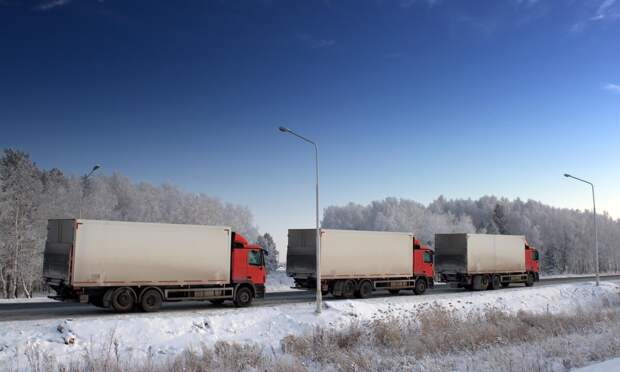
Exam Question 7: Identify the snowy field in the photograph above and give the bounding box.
[1,280,619,370]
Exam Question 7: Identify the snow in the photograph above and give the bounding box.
[573,357,620,371]
[0,297,55,304]
[541,273,620,279]
[265,271,300,292]
[1,280,619,370]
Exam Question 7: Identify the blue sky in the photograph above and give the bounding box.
[1,0,619,251]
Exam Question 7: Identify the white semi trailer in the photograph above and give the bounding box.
[434,233,540,290]
[43,219,266,312]
[286,229,435,298]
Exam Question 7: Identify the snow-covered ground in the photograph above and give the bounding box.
[1,280,619,370]
[541,272,620,279]
[0,297,55,304]
[574,357,620,371]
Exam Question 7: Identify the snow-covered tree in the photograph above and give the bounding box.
[256,233,279,272]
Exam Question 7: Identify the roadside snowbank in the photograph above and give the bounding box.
[265,271,298,292]
[1,280,618,370]
[574,357,620,371]
[0,297,55,304]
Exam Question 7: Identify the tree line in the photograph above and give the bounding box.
[0,149,278,299]
[323,196,620,275]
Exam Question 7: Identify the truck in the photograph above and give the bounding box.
[434,233,539,290]
[42,219,266,312]
[286,229,434,298]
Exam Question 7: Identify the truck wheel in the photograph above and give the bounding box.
[414,278,427,295]
[234,287,253,307]
[111,287,135,313]
[343,280,356,298]
[355,280,373,298]
[489,275,501,290]
[140,289,163,312]
[388,289,400,295]
[525,273,535,287]
[472,275,489,291]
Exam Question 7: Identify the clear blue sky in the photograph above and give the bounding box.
[1,0,619,252]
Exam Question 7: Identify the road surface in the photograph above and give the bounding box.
[1,275,618,322]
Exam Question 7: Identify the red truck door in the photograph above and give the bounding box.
[246,248,265,284]
[525,246,539,273]
[413,248,434,278]
[232,247,265,285]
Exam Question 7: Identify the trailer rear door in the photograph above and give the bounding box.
[43,219,75,282]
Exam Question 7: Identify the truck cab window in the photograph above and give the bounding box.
[423,252,432,263]
[248,250,262,266]
[532,251,539,261]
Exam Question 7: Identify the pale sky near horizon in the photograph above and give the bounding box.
[2,0,619,255]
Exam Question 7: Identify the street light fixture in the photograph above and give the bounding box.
[80,165,101,219]
[278,126,322,314]
[564,173,599,286]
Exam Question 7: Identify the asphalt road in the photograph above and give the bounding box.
[1,275,618,322]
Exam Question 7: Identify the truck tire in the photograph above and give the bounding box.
[388,289,400,295]
[234,287,253,307]
[355,280,373,298]
[472,275,489,291]
[525,273,535,287]
[140,289,163,312]
[111,287,135,313]
[343,280,356,298]
[489,275,501,290]
[414,278,427,295]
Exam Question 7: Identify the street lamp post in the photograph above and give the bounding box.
[278,126,322,314]
[80,165,101,219]
[564,173,599,286]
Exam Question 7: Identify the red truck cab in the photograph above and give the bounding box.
[525,243,540,283]
[231,232,266,299]
[411,239,434,294]
[413,239,434,278]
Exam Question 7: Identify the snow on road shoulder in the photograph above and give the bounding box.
[573,356,620,371]
[1,280,619,370]
[0,297,55,304]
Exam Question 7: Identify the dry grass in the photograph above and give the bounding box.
[11,302,620,372]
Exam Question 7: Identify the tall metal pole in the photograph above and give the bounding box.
[80,165,101,219]
[314,141,322,314]
[279,127,322,313]
[591,183,599,287]
[564,173,599,286]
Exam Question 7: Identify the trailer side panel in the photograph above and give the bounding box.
[71,220,231,286]
[287,229,414,279]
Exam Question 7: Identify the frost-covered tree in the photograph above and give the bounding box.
[256,233,279,272]
[0,149,44,298]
